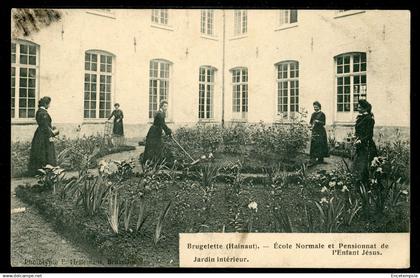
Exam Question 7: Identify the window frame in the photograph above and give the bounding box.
[151,9,174,31]
[231,67,248,121]
[148,59,173,121]
[201,9,215,37]
[198,66,217,121]
[11,40,40,123]
[86,9,116,19]
[83,50,115,121]
[334,10,366,18]
[334,52,367,123]
[233,10,248,37]
[275,60,300,121]
[276,9,298,30]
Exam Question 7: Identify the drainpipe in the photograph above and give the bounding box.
[221,9,226,128]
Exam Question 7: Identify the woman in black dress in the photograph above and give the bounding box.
[352,99,377,183]
[309,101,329,165]
[28,96,59,176]
[107,103,124,145]
[142,100,172,165]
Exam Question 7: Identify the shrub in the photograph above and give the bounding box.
[11,141,31,177]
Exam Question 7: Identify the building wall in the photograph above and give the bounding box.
[11,9,410,143]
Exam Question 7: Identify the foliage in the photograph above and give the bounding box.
[11,134,135,178]
[273,208,293,232]
[314,197,345,232]
[253,117,309,160]
[162,120,309,167]
[77,175,111,216]
[12,9,62,37]
[122,199,134,232]
[107,190,120,234]
[222,124,251,154]
[136,197,148,233]
[11,141,32,177]
[154,202,172,245]
[35,164,66,192]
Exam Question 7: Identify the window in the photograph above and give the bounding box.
[11,41,39,119]
[335,52,367,112]
[84,51,114,119]
[234,10,247,36]
[199,66,215,119]
[201,9,214,36]
[149,59,171,119]
[151,9,168,25]
[335,10,365,18]
[276,61,299,119]
[231,68,248,120]
[279,10,298,26]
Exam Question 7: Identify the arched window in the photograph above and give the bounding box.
[275,61,299,119]
[231,67,248,120]
[198,66,216,119]
[149,59,172,119]
[11,40,39,119]
[84,50,115,119]
[335,52,367,112]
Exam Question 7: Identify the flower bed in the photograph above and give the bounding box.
[162,120,310,173]
[15,152,409,267]
[11,134,136,178]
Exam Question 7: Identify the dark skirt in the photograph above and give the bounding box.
[309,127,329,159]
[142,125,163,163]
[28,128,57,176]
[352,140,378,183]
[113,119,124,136]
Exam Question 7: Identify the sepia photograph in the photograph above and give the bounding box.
[10,8,410,268]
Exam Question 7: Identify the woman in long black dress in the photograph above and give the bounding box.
[28,96,59,176]
[352,99,377,183]
[142,100,172,165]
[107,103,124,145]
[309,101,329,165]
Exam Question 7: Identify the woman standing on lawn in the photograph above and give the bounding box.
[309,101,329,165]
[28,96,59,176]
[107,103,124,146]
[142,100,172,165]
[352,99,377,183]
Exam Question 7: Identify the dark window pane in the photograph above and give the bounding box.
[20,55,28,64]
[20,45,28,54]
[20,78,27,88]
[20,98,27,108]
[19,109,27,118]
[28,89,35,98]
[344,65,350,73]
[29,45,36,55]
[344,56,350,64]
[290,10,298,23]
[29,54,36,65]
[28,98,35,108]
[353,64,360,72]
